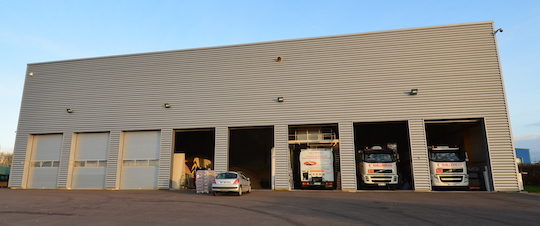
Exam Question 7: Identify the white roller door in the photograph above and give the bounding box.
[120,131,160,189]
[71,133,109,189]
[28,134,63,189]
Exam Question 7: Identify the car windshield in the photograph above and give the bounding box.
[429,151,464,162]
[364,153,395,163]
[216,173,238,179]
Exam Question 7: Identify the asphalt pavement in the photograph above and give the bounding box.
[0,189,539,225]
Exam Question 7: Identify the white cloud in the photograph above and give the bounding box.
[514,134,540,141]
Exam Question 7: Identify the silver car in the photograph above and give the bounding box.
[212,171,252,196]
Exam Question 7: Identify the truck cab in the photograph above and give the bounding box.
[428,146,469,188]
[299,148,334,189]
[358,146,399,188]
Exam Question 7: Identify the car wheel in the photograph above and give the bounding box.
[212,192,217,196]
[238,186,243,196]
[248,186,252,193]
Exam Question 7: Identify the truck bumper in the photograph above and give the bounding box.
[362,174,398,185]
[301,181,334,188]
[431,174,469,187]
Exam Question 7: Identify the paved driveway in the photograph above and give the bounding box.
[0,189,538,225]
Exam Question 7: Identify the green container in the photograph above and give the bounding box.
[0,166,10,175]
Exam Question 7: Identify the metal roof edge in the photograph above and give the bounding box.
[28,21,494,66]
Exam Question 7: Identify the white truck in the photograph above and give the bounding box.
[428,146,469,188]
[357,145,399,188]
[299,148,334,188]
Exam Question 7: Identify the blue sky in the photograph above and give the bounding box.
[1,1,539,160]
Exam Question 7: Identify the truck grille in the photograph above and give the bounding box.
[442,169,463,173]
[371,176,392,182]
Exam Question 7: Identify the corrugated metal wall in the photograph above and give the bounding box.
[105,130,121,189]
[9,133,31,187]
[338,122,357,191]
[408,119,431,191]
[9,21,519,191]
[214,127,228,173]
[274,124,290,190]
[56,131,72,188]
[158,129,173,189]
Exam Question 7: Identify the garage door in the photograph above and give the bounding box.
[71,133,109,189]
[120,131,160,189]
[28,134,63,188]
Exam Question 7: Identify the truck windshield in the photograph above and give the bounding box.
[216,173,238,179]
[429,151,464,162]
[364,153,395,163]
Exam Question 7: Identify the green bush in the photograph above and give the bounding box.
[519,163,540,186]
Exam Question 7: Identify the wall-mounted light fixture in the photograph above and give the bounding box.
[493,28,503,35]
[66,108,74,113]
[276,97,284,102]
[28,72,35,77]
[275,56,283,62]
[163,103,171,108]
[408,89,418,95]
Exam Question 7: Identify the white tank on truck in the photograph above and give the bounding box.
[299,148,334,188]
[357,145,399,188]
[428,145,469,188]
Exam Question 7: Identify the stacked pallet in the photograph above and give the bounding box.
[195,170,216,194]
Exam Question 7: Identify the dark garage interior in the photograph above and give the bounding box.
[229,127,273,189]
[174,128,215,189]
[289,124,340,190]
[425,119,493,191]
[354,121,413,190]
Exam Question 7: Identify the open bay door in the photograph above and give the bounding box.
[71,133,109,189]
[27,134,63,189]
[120,131,160,189]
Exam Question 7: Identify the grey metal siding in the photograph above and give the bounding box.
[56,131,72,188]
[408,119,431,191]
[10,21,519,191]
[157,129,173,189]
[9,133,31,187]
[105,130,121,189]
[214,127,228,172]
[338,122,357,190]
[487,25,520,191]
[484,117,518,191]
[274,124,290,190]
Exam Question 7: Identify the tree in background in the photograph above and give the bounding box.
[519,163,540,186]
[0,152,13,167]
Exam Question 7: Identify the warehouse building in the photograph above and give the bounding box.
[9,21,520,191]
